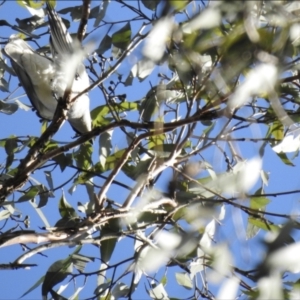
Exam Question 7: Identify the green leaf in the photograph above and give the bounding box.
[112,22,131,50]
[276,151,294,166]
[91,105,111,127]
[71,253,94,273]
[20,274,45,298]
[74,143,93,169]
[43,140,59,152]
[4,136,17,155]
[100,217,119,263]
[160,275,167,286]
[175,272,193,290]
[141,0,159,10]
[58,192,78,219]
[18,186,40,202]
[139,88,160,121]
[269,120,284,140]
[248,217,278,232]
[171,0,189,10]
[41,120,48,134]
[53,153,73,172]
[122,158,151,180]
[4,136,17,170]
[17,0,44,9]
[106,149,126,171]
[42,258,73,298]
[148,132,165,149]
[96,34,112,55]
[250,189,270,210]
[37,185,50,208]
[55,217,80,228]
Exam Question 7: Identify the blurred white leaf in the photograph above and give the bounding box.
[200,219,216,250]
[25,5,45,17]
[138,247,168,273]
[290,287,300,300]
[156,231,181,251]
[257,272,283,300]
[208,245,233,283]
[198,54,213,72]
[143,17,173,62]
[189,260,204,279]
[149,283,169,300]
[99,130,112,169]
[228,63,278,109]
[131,59,155,80]
[216,277,240,300]
[272,127,300,153]
[235,157,262,192]
[217,158,262,195]
[182,7,221,33]
[15,99,31,111]
[285,2,300,15]
[223,158,261,194]
[290,24,300,46]
[137,231,181,272]
[218,204,226,221]
[267,241,300,273]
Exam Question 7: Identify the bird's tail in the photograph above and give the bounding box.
[45,1,74,57]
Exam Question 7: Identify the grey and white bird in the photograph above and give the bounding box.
[4,3,92,135]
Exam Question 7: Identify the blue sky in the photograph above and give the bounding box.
[1,1,300,299]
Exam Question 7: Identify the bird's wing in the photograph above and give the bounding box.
[10,59,54,120]
[4,39,56,120]
[46,2,92,135]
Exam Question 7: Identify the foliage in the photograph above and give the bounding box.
[1,0,300,299]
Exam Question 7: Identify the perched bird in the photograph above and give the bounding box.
[4,3,92,135]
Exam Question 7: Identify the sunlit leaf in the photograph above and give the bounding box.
[248,217,278,232]
[0,100,18,114]
[143,16,173,62]
[175,272,193,290]
[148,283,169,299]
[99,130,112,169]
[216,277,240,300]
[250,190,270,210]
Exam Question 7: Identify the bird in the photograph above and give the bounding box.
[4,2,92,135]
